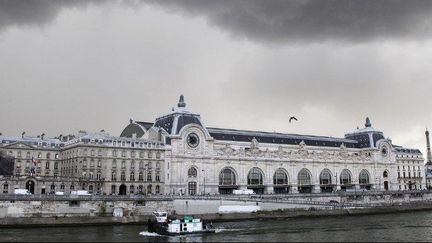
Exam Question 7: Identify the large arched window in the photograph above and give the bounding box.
[298,169,311,185]
[320,169,332,185]
[188,167,198,178]
[359,170,370,184]
[248,167,264,185]
[273,168,288,185]
[219,167,236,185]
[340,169,352,185]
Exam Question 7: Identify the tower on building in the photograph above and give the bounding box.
[426,129,432,165]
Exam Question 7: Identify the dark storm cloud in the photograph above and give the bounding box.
[3,0,432,43]
[144,0,432,43]
[0,0,100,32]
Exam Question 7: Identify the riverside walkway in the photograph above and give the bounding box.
[0,190,430,208]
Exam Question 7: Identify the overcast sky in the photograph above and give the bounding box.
[1,0,432,156]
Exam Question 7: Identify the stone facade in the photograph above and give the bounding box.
[0,95,427,196]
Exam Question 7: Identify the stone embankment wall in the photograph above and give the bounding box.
[0,191,432,227]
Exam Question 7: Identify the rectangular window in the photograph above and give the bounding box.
[147,171,152,181]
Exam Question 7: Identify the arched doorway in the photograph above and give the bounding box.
[26,180,35,194]
[247,167,265,194]
[340,169,353,191]
[319,169,333,193]
[273,168,290,194]
[298,168,312,193]
[119,184,127,195]
[218,167,238,194]
[188,181,197,195]
[359,170,371,190]
[383,171,389,191]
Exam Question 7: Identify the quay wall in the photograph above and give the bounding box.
[1,191,432,227]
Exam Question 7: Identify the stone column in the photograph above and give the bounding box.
[291,183,299,193]
[313,184,321,193]
[266,186,274,194]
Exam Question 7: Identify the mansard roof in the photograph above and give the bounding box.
[207,127,359,148]
[394,146,422,154]
[153,95,205,135]
[0,135,63,149]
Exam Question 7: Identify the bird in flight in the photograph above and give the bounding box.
[289,116,298,123]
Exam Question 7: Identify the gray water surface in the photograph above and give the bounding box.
[1,210,432,242]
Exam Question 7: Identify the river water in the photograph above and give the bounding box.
[1,210,432,242]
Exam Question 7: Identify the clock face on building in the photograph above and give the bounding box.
[187,133,200,148]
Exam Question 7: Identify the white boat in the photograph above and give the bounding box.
[147,211,216,236]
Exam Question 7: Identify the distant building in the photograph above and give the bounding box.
[0,95,427,195]
[121,95,426,195]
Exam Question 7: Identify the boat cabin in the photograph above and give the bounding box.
[168,216,203,234]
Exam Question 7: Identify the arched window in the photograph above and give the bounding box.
[156,185,160,194]
[219,167,236,185]
[129,185,135,194]
[298,169,311,185]
[359,170,370,184]
[383,170,389,178]
[247,167,263,185]
[320,169,332,185]
[340,169,352,185]
[147,184,152,194]
[273,168,288,185]
[188,167,198,178]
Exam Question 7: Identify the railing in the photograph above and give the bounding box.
[1,190,431,204]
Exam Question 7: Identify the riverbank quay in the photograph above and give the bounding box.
[1,190,432,227]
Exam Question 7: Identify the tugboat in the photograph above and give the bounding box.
[147,211,216,236]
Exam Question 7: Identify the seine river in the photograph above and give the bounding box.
[2,210,432,242]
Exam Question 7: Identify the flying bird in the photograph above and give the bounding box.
[289,116,298,123]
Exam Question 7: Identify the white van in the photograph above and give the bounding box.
[55,191,65,196]
[70,190,91,196]
[14,189,32,195]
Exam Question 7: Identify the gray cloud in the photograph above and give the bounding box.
[0,0,101,32]
[144,0,432,44]
[3,0,432,43]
